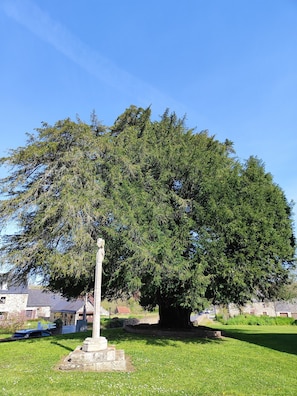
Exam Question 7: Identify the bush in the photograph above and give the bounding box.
[216,314,297,326]
[54,318,63,328]
[215,314,228,325]
[51,318,63,334]
[105,317,125,328]
[275,316,297,326]
[0,312,26,333]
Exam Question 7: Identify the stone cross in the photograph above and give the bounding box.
[64,237,126,370]
[92,238,105,339]
[82,237,107,351]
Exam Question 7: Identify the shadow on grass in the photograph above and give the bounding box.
[22,326,297,356]
[50,340,74,352]
[142,335,220,347]
[222,327,297,356]
[50,327,222,349]
[103,327,223,347]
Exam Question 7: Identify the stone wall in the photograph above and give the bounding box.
[226,302,276,317]
[0,293,28,316]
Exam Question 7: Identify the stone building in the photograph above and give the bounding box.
[217,300,297,318]
[0,275,108,325]
[0,274,28,319]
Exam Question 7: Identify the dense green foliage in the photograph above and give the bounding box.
[0,105,295,327]
[216,314,297,326]
[1,326,297,395]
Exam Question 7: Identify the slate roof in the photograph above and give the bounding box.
[50,296,110,315]
[275,300,297,313]
[0,285,28,294]
[51,298,85,313]
[0,273,29,294]
[27,288,66,308]
[27,288,88,313]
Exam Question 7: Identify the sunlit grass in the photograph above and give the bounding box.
[1,325,297,395]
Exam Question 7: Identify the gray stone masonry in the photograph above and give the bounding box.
[59,344,126,371]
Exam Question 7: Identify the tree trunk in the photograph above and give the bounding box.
[158,301,192,329]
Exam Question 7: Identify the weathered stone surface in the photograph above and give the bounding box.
[59,345,127,371]
[82,336,108,352]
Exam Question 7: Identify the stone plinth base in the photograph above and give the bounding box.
[82,336,108,352]
[59,340,126,372]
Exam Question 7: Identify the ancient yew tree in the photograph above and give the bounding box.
[0,106,295,327]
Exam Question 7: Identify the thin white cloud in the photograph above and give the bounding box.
[1,0,186,114]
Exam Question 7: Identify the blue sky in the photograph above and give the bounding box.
[0,0,297,228]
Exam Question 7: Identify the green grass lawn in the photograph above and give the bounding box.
[1,324,297,396]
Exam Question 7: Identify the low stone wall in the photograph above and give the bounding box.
[124,324,221,339]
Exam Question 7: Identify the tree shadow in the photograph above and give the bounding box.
[143,334,222,347]
[48,327,223,349]
[103,327,223,347]
[50,340,74,352]
[222,327,297,356]
[51,330,92,341]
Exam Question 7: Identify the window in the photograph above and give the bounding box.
[0,297,6,304]
[280,312,289,317]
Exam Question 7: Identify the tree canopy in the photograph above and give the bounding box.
[0,106,295,327]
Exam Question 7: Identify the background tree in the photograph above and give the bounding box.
[0,106,295,328]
